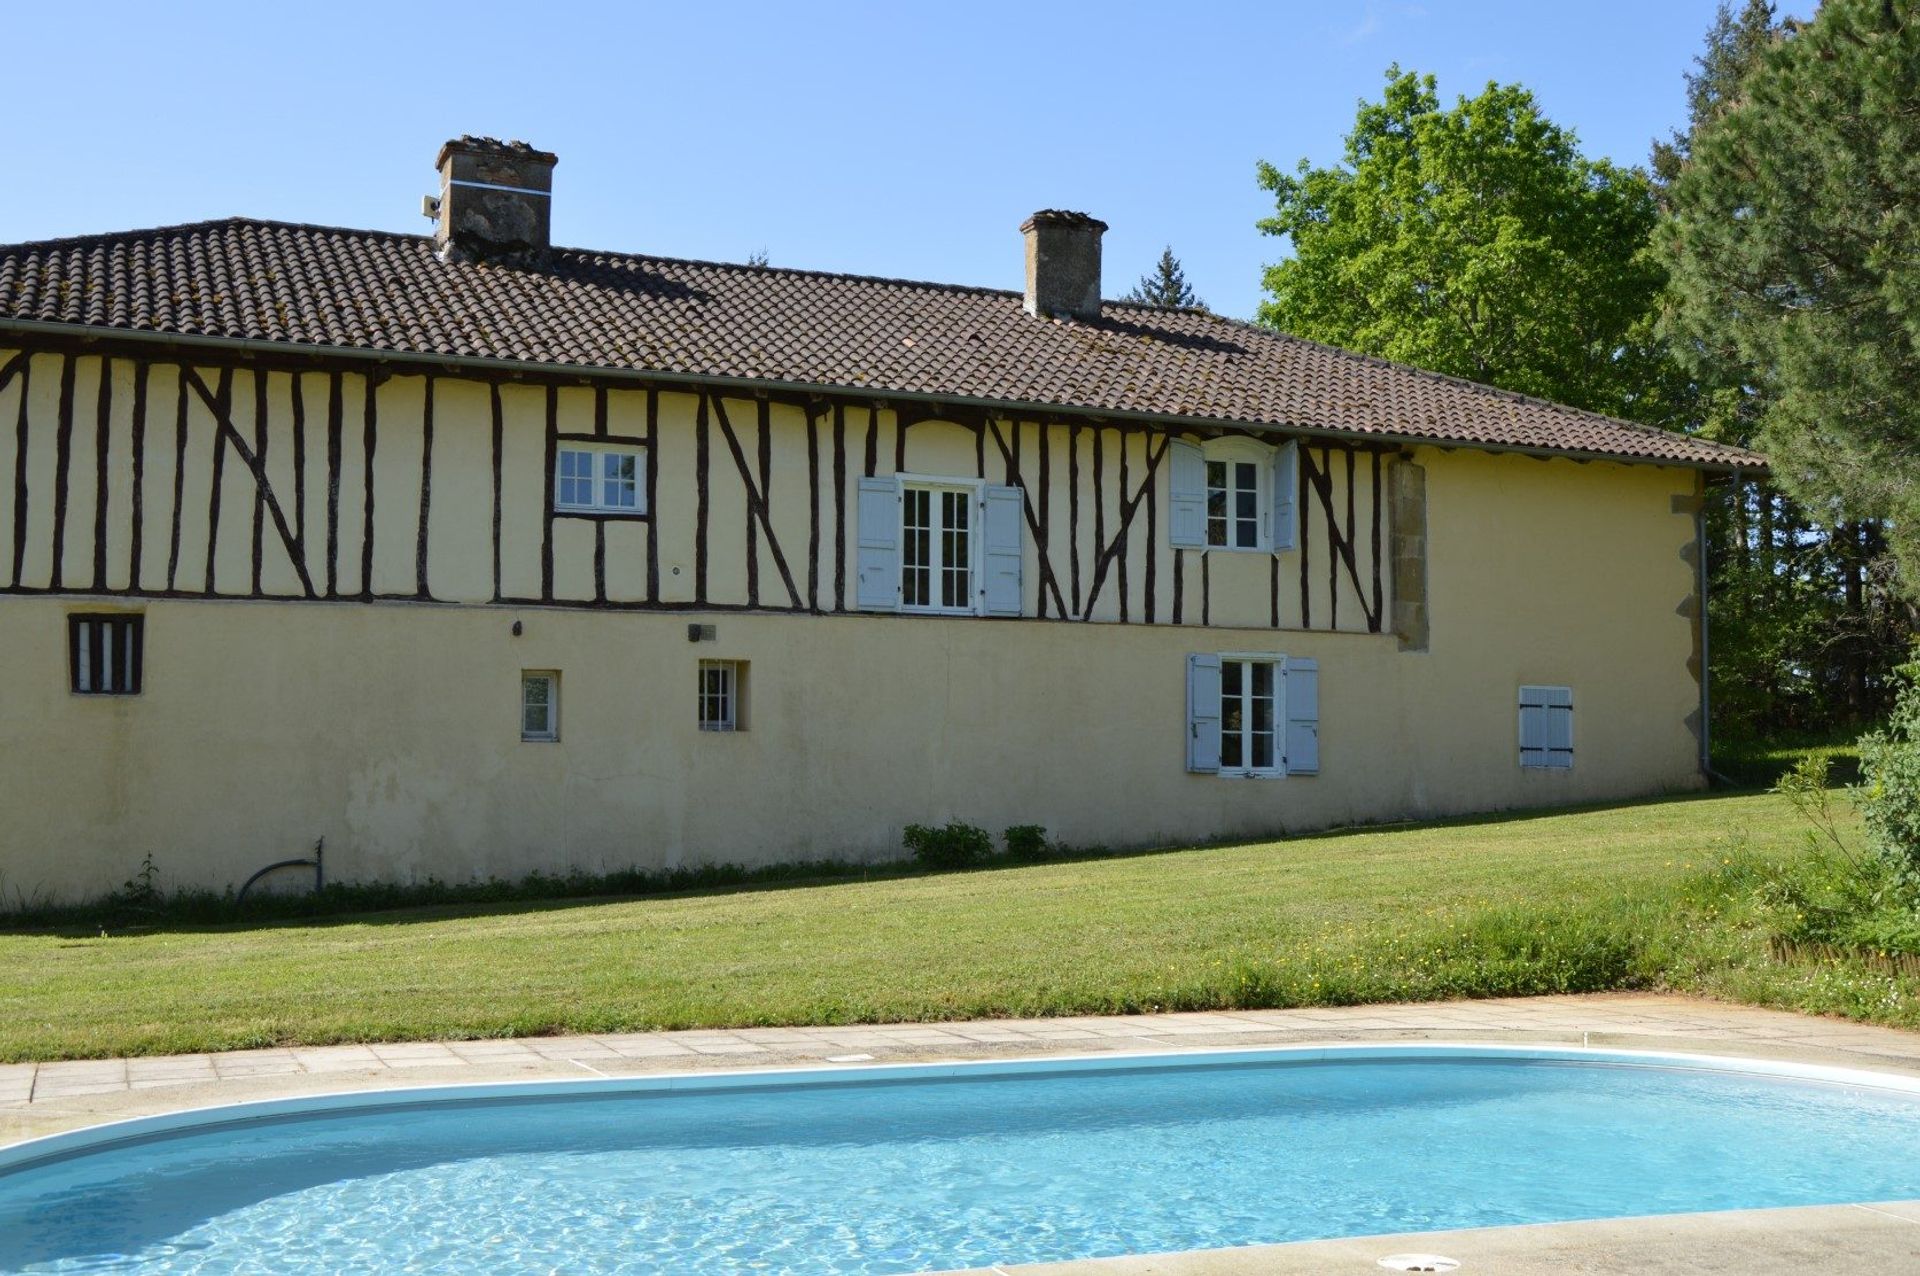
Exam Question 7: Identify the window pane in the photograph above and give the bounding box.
[1252,662,1273,698]
[902,489,932,607]
[101,623,115,693]
[1221,730,1243,769]
[602,453,638,508]
[558,450,594,507]
[940,490,971,610]
[76,622,91,693]
[1252,731,1275,770]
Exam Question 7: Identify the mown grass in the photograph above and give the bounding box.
[8,789,1906,1063]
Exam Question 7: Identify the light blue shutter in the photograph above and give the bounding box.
[1284,656,1319,775]
[1272,440,1298,551]
[1169,439,1206,548]
[856,477,900,611]
[981,485,1024,616]
[1186,654,1222,773]
[1519,685,1573,769]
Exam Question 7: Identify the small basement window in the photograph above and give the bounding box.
[70,614,143,695]
[555,444,646,515]
[1519,685,1573,769]
[699,659,746,732]
[522,671,559,742]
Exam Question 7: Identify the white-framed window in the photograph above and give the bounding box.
[699,660,745,732]
[521,670,559,742]
[901,478,981,614]
[70,613,143,695]
[554,444,645,515]
[1204,438,1272,551]
[1219,656,1281,776]
[1186,652,1318,777]
[1519,685,1574,769]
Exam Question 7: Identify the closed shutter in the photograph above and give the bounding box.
[1169,438,1207,548]
[1187,653,1222,773]
[856,477,901,611]
[981,485,1024,616]
[1272,440,1298,552]
[1519,685,1574,769]
[1284,656,1318,775]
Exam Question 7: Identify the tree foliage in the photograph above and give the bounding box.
[1657,0,1915,735]
[1124,247,1205,310]
[1256,68,1674,423]
[1660,0,1920,589]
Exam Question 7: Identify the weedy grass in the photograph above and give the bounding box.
[9,789,1900,1062]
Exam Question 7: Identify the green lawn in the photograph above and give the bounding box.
[3,790,1865,1062]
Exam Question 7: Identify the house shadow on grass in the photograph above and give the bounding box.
[4,787,1764,941]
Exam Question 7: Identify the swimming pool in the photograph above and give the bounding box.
[4,1045,1920,1273]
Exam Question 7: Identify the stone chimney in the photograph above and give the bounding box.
[1021,210,1107,322]
[427,137,558,263]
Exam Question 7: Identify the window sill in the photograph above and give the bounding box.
[900,606,983,618]
[1216,769,1286,780]
[1198,544,1276,556]
[554,507,649,519]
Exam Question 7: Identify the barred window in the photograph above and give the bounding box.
[70,614,143,696]
[699,660,745,732]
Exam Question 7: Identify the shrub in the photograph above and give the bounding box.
[1858,661,1920,887]
[902,821,993,869]
[1003,825,1051,860]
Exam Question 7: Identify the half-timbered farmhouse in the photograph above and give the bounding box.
[0,138,1763,900]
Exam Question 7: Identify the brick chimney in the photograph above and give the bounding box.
[427,137,558,263]
[1021,210,1107,322]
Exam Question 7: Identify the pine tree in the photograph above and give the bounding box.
[1124,248,1205,310]
[1661,0,1920,598]
[1658,0,1915,731]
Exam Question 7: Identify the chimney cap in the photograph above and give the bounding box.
[435,135,559,170]
[1020,209,1108,234]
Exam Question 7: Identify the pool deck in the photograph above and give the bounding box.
[5,992,1920,1273]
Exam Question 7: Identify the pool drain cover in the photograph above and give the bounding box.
[1377,1256,1459,1273]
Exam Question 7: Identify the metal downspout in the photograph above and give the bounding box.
[1700,470,1739,787]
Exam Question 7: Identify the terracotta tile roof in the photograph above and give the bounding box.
[0,217,1762,471]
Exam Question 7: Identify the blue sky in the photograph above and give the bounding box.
[4,2,1781,321]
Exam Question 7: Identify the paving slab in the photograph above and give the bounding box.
[964,1200,1920,1275]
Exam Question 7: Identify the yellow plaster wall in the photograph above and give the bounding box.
[0,443,1701,899]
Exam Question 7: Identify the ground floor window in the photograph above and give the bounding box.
[1220,657,1279,775]
[521,671,559,742]
[1186,652,1318,777]
[699,659,745,732]
[69,614,143,695]
[1519,685,1574,769]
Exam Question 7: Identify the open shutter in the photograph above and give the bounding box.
[1284,656,1318,775]
[1272,440,1298,552]
[1186,653,1222,773]
[856,477,900,612]
[981,485,1024,616]
[1519,685,1573,769]
[1169,439,1206,548]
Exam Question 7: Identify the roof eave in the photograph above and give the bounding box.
[0,318,1766,476]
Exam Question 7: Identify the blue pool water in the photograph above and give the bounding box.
[4,1049,1920,1273]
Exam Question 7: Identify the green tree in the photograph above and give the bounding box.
[1660,0,1920,593]
[1256,68,1673,423]
[1124,247,1205,310]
